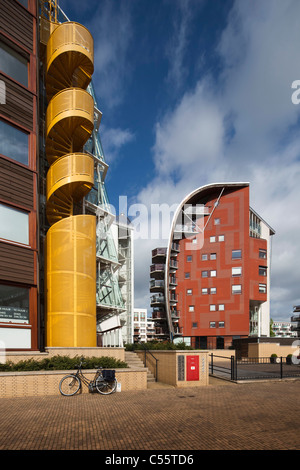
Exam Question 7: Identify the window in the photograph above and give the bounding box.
[259,266,267,277]
[219,321,225,328]
[186,255,192,262]
[232,267,242,277]
[185,272,190,279]
[192,322,198,328]
[214,218,220,225]
[259,283,267,293]
[189,305,194,312]
[202,270,208,278]
[259,249,267,259]
[218,235,225,242]
[201,254,208,261]
[0,120,29,165]
[210,321,216,328]
[202,288,208,295]
[18,0,28,7]
[232,284,242,294]
[210,236,216,243]
[232,249,242,259]
[210,253,217,260]
[210,270,217,277]
[0,203,29,244]
[218,304,225,311]
[0,284,29,323]
[186,289,192,295]
[210,287,217,294]
[0,41,28,87]
[210,304,216,311]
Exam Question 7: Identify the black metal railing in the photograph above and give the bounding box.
[143,348,159,382]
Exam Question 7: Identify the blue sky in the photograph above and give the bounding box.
[60,0,300,322]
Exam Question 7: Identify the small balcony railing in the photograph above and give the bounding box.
[150,264,165,273]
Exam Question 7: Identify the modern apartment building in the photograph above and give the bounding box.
[0,0,39,350]
[0,0,133,351]
[272,321,297,338]
[291,305,300,338]
[150,183,275,349]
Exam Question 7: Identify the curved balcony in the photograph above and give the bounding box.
[46,87,94,164]
[46,153,94,225]
[46,22,94,99]
[150,294,165,306]
[150,279,165,293]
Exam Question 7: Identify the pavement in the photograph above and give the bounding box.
[0,377,299,454]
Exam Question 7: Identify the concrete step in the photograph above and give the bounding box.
[125,351,156,383]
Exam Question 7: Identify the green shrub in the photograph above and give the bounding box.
[125,341,193,351]
[0,355,127,372]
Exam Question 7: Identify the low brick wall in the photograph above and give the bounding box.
[136,350,209,387]
[0,368,148,398]
[248,342,300,359]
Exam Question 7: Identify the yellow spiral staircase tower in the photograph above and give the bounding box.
[44,14,97,347]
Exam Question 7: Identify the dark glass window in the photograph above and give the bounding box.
[232,249,242,259]
[0,120,28,165]
[0,203,29,244]
[0,41,28,87]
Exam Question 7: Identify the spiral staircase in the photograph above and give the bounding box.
[44,18,97,347]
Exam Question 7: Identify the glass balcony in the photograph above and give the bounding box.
[169,260,178,269]
[150,294,165,305]
[152,247,167,258]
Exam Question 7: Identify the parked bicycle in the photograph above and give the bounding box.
[59,360,118,396]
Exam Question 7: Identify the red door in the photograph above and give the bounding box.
[186,355,199,381]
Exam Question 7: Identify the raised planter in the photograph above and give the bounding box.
[0,368,148,398]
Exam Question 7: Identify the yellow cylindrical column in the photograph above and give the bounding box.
[46,215,96,347]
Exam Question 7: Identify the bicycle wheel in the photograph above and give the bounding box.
[59,374,81,396]
[96,377,117,395]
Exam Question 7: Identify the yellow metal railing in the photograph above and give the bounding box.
[44,20,96,347]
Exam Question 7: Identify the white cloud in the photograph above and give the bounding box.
[87,0,133,110]
[133,0,300,321]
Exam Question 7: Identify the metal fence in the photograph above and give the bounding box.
[209,354,300,381]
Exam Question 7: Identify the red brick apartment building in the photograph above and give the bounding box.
[150,183,275,349]
[0,0,39,350]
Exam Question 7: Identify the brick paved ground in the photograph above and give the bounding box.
[0,378,299,452]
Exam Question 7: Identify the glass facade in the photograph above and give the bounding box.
[0,284,29,323]
[0,41,28,87]
[0,120,28,165]
[0,203,29,244]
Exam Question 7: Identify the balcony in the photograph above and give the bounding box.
[291,314,300,322]
[150,279,164,292]
[169,293,178,303]
[152,247,167,259]
[152,311,166,320]
[171,310,180,319]
[150,295,165,306]
[169,276,177,287]
[171,242,180,252]
[155,327,169,336]
[169,260,178,270]
[150,264,165,274]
